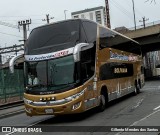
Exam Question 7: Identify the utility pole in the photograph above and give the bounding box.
[132,0,136,30]
[42,14,54,24]
[105,0,111,28]
[18,19,31,44]
[139,17,149,29]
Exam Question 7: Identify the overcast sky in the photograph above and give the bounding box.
[0,0,160,48]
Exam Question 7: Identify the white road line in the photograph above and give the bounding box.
[132,99,143,109]
[153,105,160,111]
[130,109,160,126]
[115,109,160,135]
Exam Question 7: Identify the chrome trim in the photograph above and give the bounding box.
[9,54,24,73]
[73,43,93,62]
[24,89,85,106]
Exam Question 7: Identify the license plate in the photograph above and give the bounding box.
[45,109,54,114]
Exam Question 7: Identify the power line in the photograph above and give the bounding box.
[0,31,22,38]
[0,14,45,18]
[112,0,133,17]
[125,0,145,17]
[110,0,133,20]
[0,44,24,54]
[0,21,19,29]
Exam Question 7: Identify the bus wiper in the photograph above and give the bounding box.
[48,82,76,87]
[27,84,46,88]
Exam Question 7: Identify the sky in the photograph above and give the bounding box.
[0,0,160,49]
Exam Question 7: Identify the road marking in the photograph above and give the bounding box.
[153,105,160,111]
[132,99,143,109]
[130,109,160,126]
[115,109,160,135]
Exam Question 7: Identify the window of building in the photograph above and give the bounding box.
[95,11,102,24]
[89,12,93,20]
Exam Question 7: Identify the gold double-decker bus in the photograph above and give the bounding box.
[16,19,144,116]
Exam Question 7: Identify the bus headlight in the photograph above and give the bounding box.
[65,89,85,101]
[24,98,33,105]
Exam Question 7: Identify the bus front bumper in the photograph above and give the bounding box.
[24,93,85,116]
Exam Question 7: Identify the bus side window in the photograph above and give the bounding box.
[80,47,95,82]
[141,66,144,74]
[99,27,114,49]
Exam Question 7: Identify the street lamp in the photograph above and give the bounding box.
[64,10,68,20]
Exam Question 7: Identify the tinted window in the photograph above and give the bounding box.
[26,20,80,55]
[100,63,133,80]
[82,21,97,44]
[99,27,141,55]
[80,46,96,82]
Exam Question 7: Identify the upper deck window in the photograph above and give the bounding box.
[99,26,141,55]
[26,20,80,55]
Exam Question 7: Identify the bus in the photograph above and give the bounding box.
[10,19,145,116]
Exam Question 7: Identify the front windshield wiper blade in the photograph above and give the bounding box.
[48,82,77,87]
[27,84,47,88]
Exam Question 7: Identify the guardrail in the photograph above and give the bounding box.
[128,20,160,31]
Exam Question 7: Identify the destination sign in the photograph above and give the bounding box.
[114,68,128,73]
[25,47,74,61]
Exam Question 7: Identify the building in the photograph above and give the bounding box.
[71,6,107,26]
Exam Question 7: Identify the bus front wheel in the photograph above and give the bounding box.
[98,88,108,112]
[99,94,106,111]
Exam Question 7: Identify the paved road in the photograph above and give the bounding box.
[0,79,160,135]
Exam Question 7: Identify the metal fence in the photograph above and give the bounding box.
[0,68,24,105]
[128,20,160,31]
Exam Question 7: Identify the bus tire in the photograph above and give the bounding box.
[98,87,108,112]
[134,81,140,95]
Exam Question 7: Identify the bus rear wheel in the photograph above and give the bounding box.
[134,81,140,95]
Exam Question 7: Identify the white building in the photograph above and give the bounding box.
[71,6,107,26]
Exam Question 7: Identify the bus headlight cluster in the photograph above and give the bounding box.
[65,89,85,101]
[24,98,33,105]
[23,89,85,106]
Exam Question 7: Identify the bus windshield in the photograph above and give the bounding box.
[26,20,80,55]
[26,55,77,94]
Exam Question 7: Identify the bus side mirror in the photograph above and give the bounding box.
[9,54,24,73]
[73,43,93,62]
